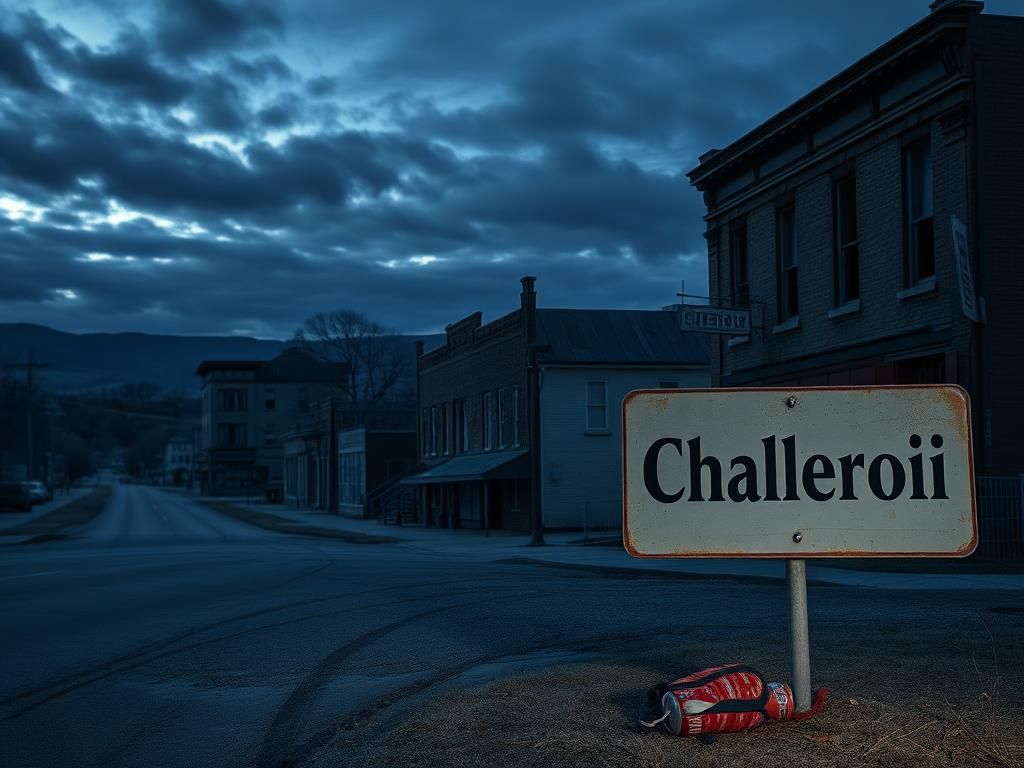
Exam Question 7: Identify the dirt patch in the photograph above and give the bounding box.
[1,486,112,540]
[200,500,399,544]
[306,626,1024,768]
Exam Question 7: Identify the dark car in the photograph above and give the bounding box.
[23,481,53,505]
[0,482,32,512]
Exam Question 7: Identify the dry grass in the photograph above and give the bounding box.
[307,625,1024,768]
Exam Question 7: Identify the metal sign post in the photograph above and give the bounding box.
[787,559,811,712]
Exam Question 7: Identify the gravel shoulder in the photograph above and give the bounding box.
[306,623,1024,768]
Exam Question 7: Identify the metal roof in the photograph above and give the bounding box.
[400,450,529,485]
[196,347,347,382]
[535,309,710,366]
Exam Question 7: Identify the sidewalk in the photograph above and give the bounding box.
[0,488,93,534]
[210,497,1024,592]
[0,486,110,544]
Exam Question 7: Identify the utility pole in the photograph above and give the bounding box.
[1,351,50,481]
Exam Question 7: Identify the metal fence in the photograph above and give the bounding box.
[975,475,1024,560]
[582,499,622,542]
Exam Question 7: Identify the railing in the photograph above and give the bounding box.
[582,499,622,542]
[368,469,420,525]
[975,475,1024,560]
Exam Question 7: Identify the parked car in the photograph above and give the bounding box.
[0,482,32,512]
[23,481,53,505]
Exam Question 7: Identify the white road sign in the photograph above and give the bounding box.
[622,386,977,558]
[680,306,752,335]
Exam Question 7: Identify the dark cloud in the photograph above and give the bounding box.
[305,75,336,98]
[227,53,293,84]
[155,0,283,57]
[0,29,53,92]
[5,0,1013,337]
[71,31,190,105]
[189,73,250,132]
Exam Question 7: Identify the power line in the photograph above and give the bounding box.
[55,398,200,426]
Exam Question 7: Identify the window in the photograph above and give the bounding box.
[903,139,934,285]
[483,391,495,450]
[441,402,450,455]
[586,381,608,432]
[216,423,247,448]
[776,204,798,322]
[264,426,276,446]
[497,387,507,448]
[420,408,429,456]
[832,175,860,306]
[297,387,309,413]
[217,388,247,412]
[462,400,470,451]
[341,451,365,505]
[511,385,520,447]
[453,399,463,453]
[264,388,276,410]
[730,224,750,307]
[430,405,439,456]
[659,381,679,389]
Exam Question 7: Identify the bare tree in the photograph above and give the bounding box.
[291,309,409,413]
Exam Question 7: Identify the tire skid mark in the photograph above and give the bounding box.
[0,575,511,715]
[253,602,473,768]
[2,589,505,724]
[254,587,555,768]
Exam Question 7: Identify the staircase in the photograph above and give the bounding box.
[369,472,420,526]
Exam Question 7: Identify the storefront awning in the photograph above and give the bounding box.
[400,450,529,485]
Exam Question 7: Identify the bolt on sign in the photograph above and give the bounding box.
[622,386,977,558]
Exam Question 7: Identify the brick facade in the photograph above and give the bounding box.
[414,278,535,531]
[689,2,1024,473]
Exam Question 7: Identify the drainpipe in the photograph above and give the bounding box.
[522,276,545,546]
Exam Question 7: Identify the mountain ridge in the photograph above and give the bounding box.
[0,323,441,395]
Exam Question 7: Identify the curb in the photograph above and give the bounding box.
[198,500,400,544]
[499,557,865,589]
[499,557,785,586]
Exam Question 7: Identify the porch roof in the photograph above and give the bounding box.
[400,450,529,485]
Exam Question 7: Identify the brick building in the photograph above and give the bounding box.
[196,348,347,495]
[401,277,710,533]
[687,0,1024,474]
[283,401,415,512]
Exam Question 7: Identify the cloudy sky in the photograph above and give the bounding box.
[0,0,1012,338]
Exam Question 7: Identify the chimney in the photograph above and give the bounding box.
[929,0,984,12]
[520,276,537,343]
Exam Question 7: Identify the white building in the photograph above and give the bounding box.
[533,310,711,532]
[162,436,193,486]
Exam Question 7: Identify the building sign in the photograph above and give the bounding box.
[622,386,977,558]
[950,214,979,323]
[680,306,752,335]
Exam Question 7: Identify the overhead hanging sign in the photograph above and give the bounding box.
[622,386,977,558]
[680,306,752,335]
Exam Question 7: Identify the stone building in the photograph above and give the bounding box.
[687,0,1024,474]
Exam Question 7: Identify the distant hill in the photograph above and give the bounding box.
[0,324,442,396]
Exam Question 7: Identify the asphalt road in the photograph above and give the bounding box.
[1,482,1020,768]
